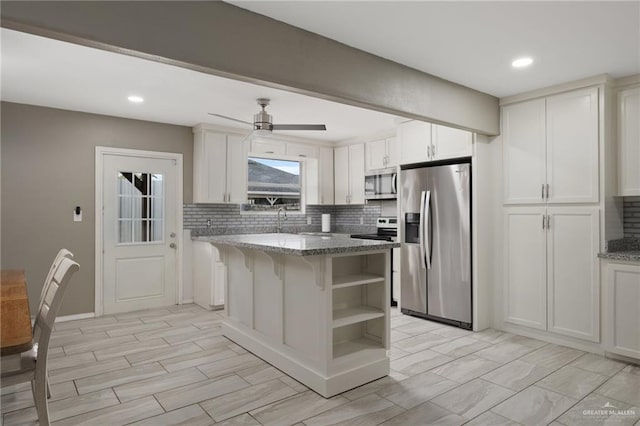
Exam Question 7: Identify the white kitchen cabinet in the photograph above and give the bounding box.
[392,247,400,304]
[504,207,548,330]
[546,207,600,342]
[251,138,286,155]
[502,87,599,204]
[334,144,365,205]
[502,99,546,204]
[399,121,472,165]
[287,142,319,159]
[193,128,248,204]
[546,88,599,203]
[366,137,398,171]
[319,146,335,205]
[504,206,600,342]
[399,120,431,165]
[618,86,640,196]
[604,262,640,359]
[431,124,473,160]
[193,241,226,309]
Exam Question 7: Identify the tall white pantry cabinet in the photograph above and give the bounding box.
[501,86,602,343]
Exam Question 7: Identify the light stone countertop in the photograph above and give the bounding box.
[193,233,399,256]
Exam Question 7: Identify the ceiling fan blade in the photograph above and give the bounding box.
[208,113,253,127]
[271,124,327,131]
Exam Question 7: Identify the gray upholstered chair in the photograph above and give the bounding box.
[1,256,80,426]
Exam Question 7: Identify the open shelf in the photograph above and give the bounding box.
[333,306,385,328]
[333,273,385,289]
[333,337,384,359]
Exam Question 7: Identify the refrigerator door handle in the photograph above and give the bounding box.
[391,173,398,194]
[419,191,427,270]
[424,190,432,270]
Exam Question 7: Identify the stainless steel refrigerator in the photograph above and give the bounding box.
[400,160,472,329]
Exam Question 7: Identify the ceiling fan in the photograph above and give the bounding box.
[209,98,327,132]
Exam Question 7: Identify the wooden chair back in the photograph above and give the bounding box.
[37,249,74,314]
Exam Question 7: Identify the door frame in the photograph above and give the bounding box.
[95,146,184,317]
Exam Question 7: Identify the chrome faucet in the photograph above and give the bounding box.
[276,208,288,233]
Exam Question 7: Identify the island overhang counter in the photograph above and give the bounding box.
[194,233,399,398]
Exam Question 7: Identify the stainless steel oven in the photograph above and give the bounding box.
[365,169,397,200]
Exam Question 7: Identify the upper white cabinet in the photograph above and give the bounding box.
[335,144,365,205]
[618,86,640,196]
[287,142,319,159]
[604,261,640,359]
[399,121,472,165]
[399,121,431,164]
[193,128,248,204]
[432,124,473,160]
[504,206,600,342]
[318,146,335,205]
[502,87,599,204]
[251,138,286,155]
[366,137,398,171]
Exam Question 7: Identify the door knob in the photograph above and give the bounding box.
[170,232,176,238]
[169,243,177,249]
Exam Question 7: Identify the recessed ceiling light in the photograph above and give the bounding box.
[512,57,533,68]
[127,95,144,103]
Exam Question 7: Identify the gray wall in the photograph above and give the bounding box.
[1,102,193,316]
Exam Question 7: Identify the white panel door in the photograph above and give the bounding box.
[546,87,599,203]
[103,154,178,314]
[334,146,350,204]
[619,87,640,196]
[502,99,546,204]
[227,134,248,204]
[398,120,431,165]
[349,143,366,204]
[432,124,472,160]
[504,207,547,330]
[547,207,600,342]
[365,139,387,171]
[605,263,640,359]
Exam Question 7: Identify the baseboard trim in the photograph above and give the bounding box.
[55,312,95,323]
[182,299,194,304]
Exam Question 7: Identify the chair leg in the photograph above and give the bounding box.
[33,376,50,426]
[46,374,51,399]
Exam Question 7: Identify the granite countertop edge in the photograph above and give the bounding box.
[597,251,640,262]
[193,234,400,256]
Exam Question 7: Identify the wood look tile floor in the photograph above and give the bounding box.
[2,304,639,426]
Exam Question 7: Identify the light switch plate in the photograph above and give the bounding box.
[307,216,312,225]
[73,211,82,222]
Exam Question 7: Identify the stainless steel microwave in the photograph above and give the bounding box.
[365,170,397,200]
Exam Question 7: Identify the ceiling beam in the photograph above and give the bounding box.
[1,1,500,135]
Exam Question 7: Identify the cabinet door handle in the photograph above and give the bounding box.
[541,184,545,200]
[546,184,550,200]
[546,215,551,229]
[432,144,436,158]
[542,215,546,229]
[299,154,307,158]
[427,146,431,158]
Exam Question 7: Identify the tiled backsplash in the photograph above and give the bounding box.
[184,203,385,234]
[624,196,640,239]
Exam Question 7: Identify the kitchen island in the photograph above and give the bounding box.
[194,233,399,397]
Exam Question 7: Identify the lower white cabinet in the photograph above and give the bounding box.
[193,241,226,309]
[504,206,600,342]
[604,262,640,359]
[392,247,400,304]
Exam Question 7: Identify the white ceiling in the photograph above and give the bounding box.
[0,29,399,142]
[230,1,640,97]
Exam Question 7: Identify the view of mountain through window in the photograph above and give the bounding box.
[244,157,302,211]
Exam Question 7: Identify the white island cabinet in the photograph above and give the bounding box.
[195,233,398,397]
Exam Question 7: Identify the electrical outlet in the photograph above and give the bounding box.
[307,216,312,225]
[359,216,364,225]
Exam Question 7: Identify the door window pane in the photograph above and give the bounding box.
[117,172,164,243]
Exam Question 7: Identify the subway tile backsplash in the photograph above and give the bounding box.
[184,203,385,235]
[624,196,640,239]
